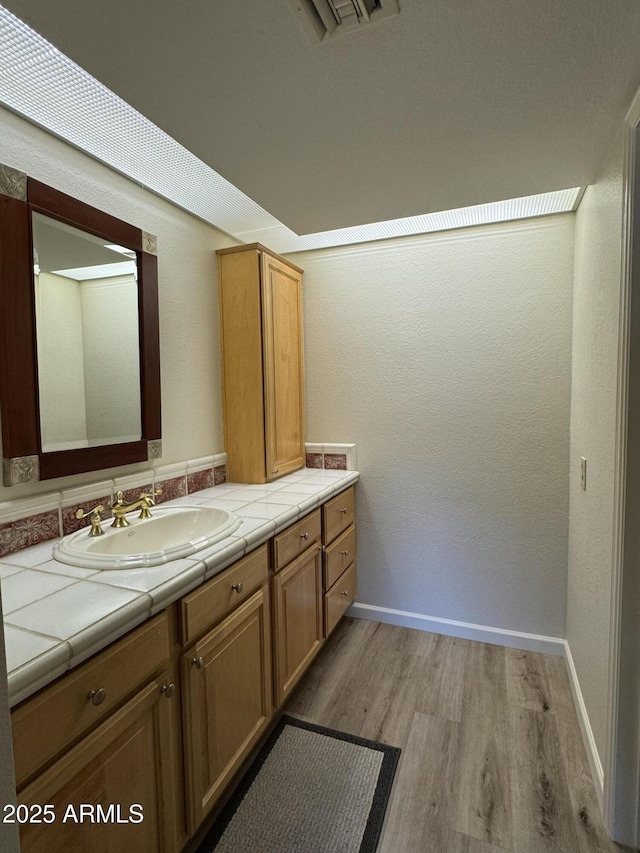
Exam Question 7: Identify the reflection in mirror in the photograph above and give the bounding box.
[32,213,142,453]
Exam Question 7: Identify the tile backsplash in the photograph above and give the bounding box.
[0,453,227,559]
[0,445,356,560]
[305,443,357,472]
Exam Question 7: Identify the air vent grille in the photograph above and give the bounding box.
[288,0,399,42]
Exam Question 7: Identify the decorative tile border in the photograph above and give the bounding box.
[324,453,347,470]
[304,443,357,471]
[0,446,353,559]
[187,469,214,493]
[62,497,113,537]
[0,511,60,558]
[306,453,324,469]
[155,475,187,504]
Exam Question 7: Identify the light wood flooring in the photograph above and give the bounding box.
[285,617,629,853]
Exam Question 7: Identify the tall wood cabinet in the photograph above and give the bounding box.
[217,244,305,483]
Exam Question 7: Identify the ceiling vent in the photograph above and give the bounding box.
[288,0,400,42]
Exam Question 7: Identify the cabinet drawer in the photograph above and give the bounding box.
[323,524,356,590]
[180,544,269,644]
[12,612,169,789]
[324,562,357,637]
[322,486,355,545]
[272,509,321,572]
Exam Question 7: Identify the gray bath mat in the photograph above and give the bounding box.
[198,715,401,853]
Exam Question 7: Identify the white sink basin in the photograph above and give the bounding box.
[53,506,241,570]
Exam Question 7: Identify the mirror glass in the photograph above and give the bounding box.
[32,212,142,453]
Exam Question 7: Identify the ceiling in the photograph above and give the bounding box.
[3,0,640,235]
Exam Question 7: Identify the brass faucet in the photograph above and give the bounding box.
[75,504,105,537]
[111,488,162,528]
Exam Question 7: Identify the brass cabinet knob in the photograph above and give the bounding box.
[231,582,243,593]
[341,549,349,556]
[340,507,348,514]
[341,590,348,597]
[300,532,309,540]
[192,656,204,669]
[89,688,107,706]
[161,683,176,699]
[272,469,280,475]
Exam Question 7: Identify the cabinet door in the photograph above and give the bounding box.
[272,545,323,707]
[17,675,179,853]
[181,587,272,831]
[261,252,305,479]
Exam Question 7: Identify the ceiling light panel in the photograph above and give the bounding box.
[0,5,281,236]
[234,188,583,254]
[0,5,581,256]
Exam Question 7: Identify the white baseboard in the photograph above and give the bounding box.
[564,641,605,808]
[348,602,566,656]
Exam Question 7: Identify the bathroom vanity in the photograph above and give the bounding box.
[5,473,358,852]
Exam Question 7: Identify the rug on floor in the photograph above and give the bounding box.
[198,714,401,853]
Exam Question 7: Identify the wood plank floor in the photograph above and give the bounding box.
[285,618,629,853]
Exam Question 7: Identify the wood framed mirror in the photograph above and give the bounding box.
[0,164,161,485]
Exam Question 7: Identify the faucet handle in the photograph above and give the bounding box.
[137,487,162,520]
[138,487,162,505]
[75,504,105,537]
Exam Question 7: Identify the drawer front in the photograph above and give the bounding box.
[322,486,355,545]
[323,523,356,590]
[12,612,169,789]
[273,509,321,572]
[324,562,357,637]
[180,544,269,644]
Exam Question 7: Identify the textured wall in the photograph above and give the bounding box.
[0,106,235,500]
[295,216,574,638]
[567,129,625,763]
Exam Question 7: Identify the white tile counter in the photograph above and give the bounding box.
[1,468,359,707]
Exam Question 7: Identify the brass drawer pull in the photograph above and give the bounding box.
[340,507,348,514]
[300,532,309,540]
[340,590,349,597]
[89,688,107,706]
[341,549,349,556]
[192,656,204,669]
[231,582,243,593]
[161,683,176,699]
[272,469,280,475]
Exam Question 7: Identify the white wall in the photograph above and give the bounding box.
[566,129,625,768]
[295,215,574,639]
[81,276,141,444]
[35,272,88,449]
[0,105,235,500]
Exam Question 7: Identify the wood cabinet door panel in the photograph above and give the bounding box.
[272,546,323,706]
[18,677,178,853]
[324,523,357,589]
[12,612,170,789]
[182,587,272,830]
[324,561,357,638]
[322,486,356,544]
[273,509,321,571]
[261,252,305,479]
[179,544,269,644]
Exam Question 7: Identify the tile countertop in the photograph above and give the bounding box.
[1,468,359,708]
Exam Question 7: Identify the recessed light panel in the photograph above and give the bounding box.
[0,5,581,253]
